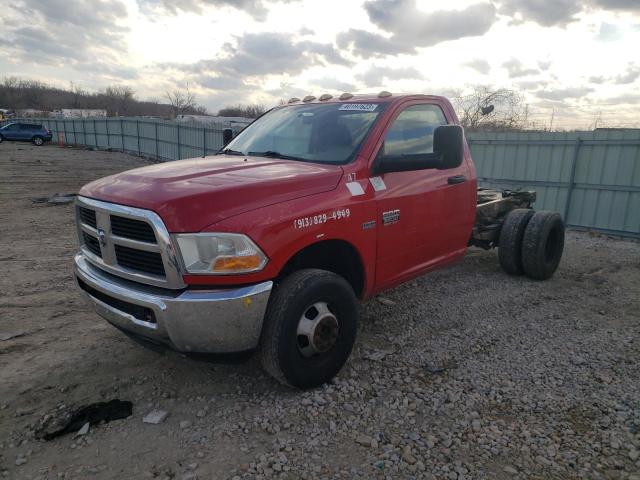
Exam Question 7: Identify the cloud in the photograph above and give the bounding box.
[356,65,423,87]
[463,59,491,75]
[596,22,623,42]
[502,58,540,78]
[338,1,497,58]
[536,87,593,101]
[499,0,582,27]
[0,0,129,68]
[591,0,640,11]
[138,0,298,21]
[159,32,352,92]
[499,0,640,27]
[310,77,357,92]
[614,64,640,84]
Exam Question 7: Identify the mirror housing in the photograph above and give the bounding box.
[222,128,234,146]
[373,124,465,175]
[433,125,464,169]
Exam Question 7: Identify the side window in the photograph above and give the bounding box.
[6,124,19,131]
[382,104,446,156]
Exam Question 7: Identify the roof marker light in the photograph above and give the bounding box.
[302,95,316,102]
[319,94,333,101]
[378,91,392,98]
[288,97,300,103]
[339,93,354,100]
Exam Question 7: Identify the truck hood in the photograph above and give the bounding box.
[80,155,343,232]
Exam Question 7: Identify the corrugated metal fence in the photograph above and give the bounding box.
[467,130,640,239]
[7,117,243,161]
[3,118,639,238]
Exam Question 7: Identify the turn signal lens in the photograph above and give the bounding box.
[212,254,264,272]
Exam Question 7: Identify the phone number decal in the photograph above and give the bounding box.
[294,208,351,229]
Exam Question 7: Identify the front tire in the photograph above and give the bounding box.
[32,136,44,146]
[259,269,358,389]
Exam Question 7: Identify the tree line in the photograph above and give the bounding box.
[0,77,267,119]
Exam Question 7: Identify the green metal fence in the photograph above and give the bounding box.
[3,117,638,238]
[6,117,243,161]
[467,130,640,239]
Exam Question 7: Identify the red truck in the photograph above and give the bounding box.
[73,93,565,389]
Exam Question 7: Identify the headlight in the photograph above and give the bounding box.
[174,233,267,275]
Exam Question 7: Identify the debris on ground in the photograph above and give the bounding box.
[37,400,133,440]
[0,331,28,341]
[31,193,77,205]
[143,410,169,425]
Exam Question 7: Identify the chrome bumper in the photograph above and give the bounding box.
[73,253,272,353]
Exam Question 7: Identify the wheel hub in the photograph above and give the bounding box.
[297,302,340,357]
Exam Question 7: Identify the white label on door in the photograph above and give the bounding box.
[369,176,387,191]
[346,181,365,196]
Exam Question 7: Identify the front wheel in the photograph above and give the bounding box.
[32,136,44,146]
[259,269,358,389]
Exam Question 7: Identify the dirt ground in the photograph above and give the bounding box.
[1,143,639,480]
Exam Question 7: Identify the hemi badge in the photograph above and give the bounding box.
[382,209,400,225]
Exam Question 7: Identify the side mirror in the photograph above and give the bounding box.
[222,128,234,145]
[375,152,442,175]
[433,125,464,169]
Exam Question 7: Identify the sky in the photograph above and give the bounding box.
[1,0,639,129]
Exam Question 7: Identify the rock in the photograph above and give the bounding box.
[356,435,372,447]
[377,296,396,306]
[503,466,518,474]
[402,448,417,465]
[179,421,192,429]
[472,419,481,432]
[142,410,169,424]
[629,449,639,461]
[75,422,90,437]
[15,456,27,466]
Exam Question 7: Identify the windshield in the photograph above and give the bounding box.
[221,102,387,164]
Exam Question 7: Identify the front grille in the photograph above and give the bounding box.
[115,245,165,276]
[110,215,156,243]
[77,278,156,324]
[78,207,97,228]
[82,232,102,258]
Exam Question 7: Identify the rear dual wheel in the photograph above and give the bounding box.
[259,269,358,389]
[499,209,565,280]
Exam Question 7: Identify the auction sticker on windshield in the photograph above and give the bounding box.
[339,104,378,111]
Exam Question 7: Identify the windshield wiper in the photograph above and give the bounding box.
[218,148,245,156]
[248,150,306,161]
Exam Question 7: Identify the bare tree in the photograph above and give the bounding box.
[453,87,528,131]
[104,85,136,116]
[217,104,266,118]
[165,86,196,118]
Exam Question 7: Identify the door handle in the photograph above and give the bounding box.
[447,175,467,185]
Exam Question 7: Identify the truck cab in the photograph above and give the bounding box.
[73,93,563,388]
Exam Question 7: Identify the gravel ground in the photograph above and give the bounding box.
[1,143,639,480]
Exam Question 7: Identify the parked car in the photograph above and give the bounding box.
[72,93,566,389]
[0,122,53,146]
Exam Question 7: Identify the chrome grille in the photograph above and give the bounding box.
[111,215,156,243]
[75,196,185,289]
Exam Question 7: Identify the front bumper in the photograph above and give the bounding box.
[73,253,272,353]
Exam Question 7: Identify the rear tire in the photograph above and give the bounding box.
[259,269,358,389]
[522,211,565,280]
[32,136,44,146]
[498,209,534,275]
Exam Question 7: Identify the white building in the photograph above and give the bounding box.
[55,109,107,118]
